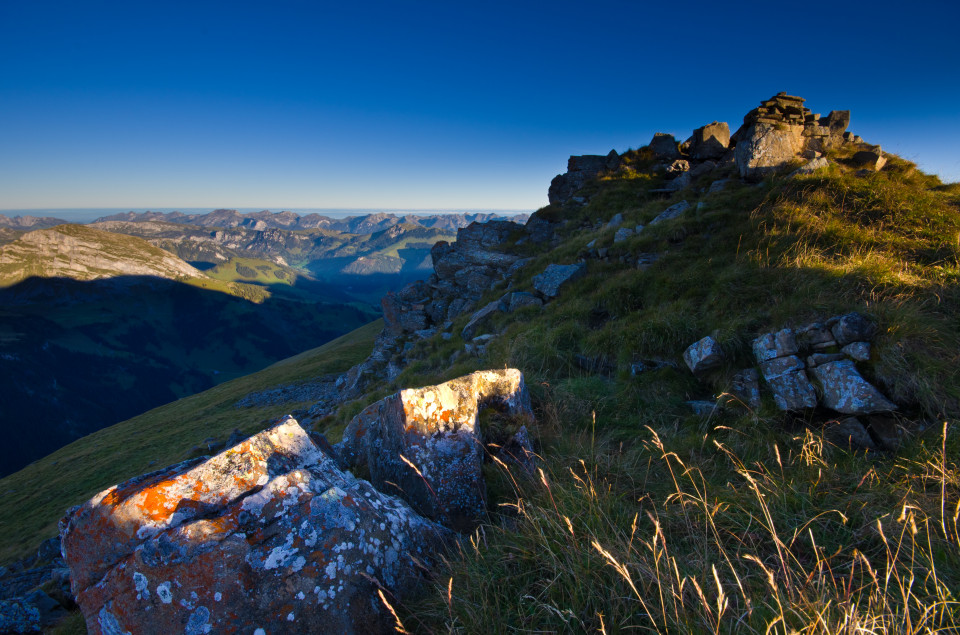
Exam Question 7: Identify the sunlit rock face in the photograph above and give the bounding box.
[60,418,449,635]
[337,369,533,531]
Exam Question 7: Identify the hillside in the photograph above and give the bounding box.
[3,94,960,632]
[0,224,380,477]
[0,224,203,285]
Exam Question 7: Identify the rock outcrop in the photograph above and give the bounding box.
[732,93,853,181]
[337,369,533,531]
[548,151,620,205]
[61,417,450,634]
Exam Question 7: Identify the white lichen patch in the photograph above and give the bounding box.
[132,571,149,599]
[156,581,173,604]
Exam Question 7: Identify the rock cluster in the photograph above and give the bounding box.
[731,93,855,181]
[548,151,620,205]
[61,417,453,634]
[685,313,896,420]
[337,220,529,399]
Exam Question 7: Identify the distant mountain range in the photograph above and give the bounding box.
[0,210,525,475]
[90,209,529,232]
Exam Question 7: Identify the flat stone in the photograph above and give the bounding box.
[461,299,505,340]
[752,328,799,362]
[687,400,720,417]
[607,213,624,228]
[505,291,543,312]
[824,417,877,451]
[683,335,724,374]
[796,323,836,350]
[790,157,829,177]
[806,353,847,367]
[614,227,634,243]
[760,355,817,411]
[811,360,896,415]
[842,341,871,361]
[665,172,692,192]
[532,263,587,298]
[650,200,691,226]
[830,312,878,345]
[852,146,886,171]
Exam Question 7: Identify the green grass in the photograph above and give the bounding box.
[373,148,960,631]
[0,319,381,564]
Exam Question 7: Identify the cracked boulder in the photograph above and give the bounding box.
[337,369,533,531]
[811,360,896,415]
[533,263,586,298]
[60,417,450,635]
[759,355,817,411]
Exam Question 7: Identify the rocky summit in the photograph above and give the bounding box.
[4,91,959,633]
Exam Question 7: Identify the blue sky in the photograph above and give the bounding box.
[1,0,958,211]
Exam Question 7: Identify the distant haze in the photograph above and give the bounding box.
[0,208,533,225]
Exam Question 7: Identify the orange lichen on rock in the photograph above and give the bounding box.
[61,416,450,634]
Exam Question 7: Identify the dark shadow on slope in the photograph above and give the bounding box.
[0,275,380,476]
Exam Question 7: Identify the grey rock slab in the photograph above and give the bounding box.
[796,323,836,350]
[614,227,634,243]
[806,353,847,367]
[607,213,624,228]
[665,172,692,192]
[842,341,871,361]
[506,291,543,312]
[532,263,587,298]
[687,400,720,417]
[752,328,799,362]
[830,312,878,345]
[461,299,505,340]
[760,355,817,410]
[812,360,896,415]
[683,335,724,373]
[650,200,691,226]
[790,156,829,177]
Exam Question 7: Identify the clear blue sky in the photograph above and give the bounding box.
[1,0,958,211]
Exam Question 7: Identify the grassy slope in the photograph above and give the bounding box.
[358,148,960,632]
[0,319,381,563]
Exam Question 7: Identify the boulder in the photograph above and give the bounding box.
[752,328,799,362]
[866,415,902,451]
[649,200,691,226]
[829,312,878,345]
[790,156,829,177]
[606,213,624,228]
[851,145,886,171]
[649,133,680,160]
[548,151,620,205]
[683,336,724,374]
[61,418,450,635]
[842,341,871,361]
[337,369,533,531]
[759,355,817,410]
[690,122,730,160]
[824,417,876,451]
[505,292,543,312]
[532,263,586,298]
[614,227,634,243]
[735,122,805,181]
[796,323,836,350]
[461,299,505,340]
[806,353,847,368]
[665,171,692,192]
[811,360,896,415]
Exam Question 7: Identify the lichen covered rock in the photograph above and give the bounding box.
[811,360,896,415]
[61,417,450,635]
[337,369,533,531]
